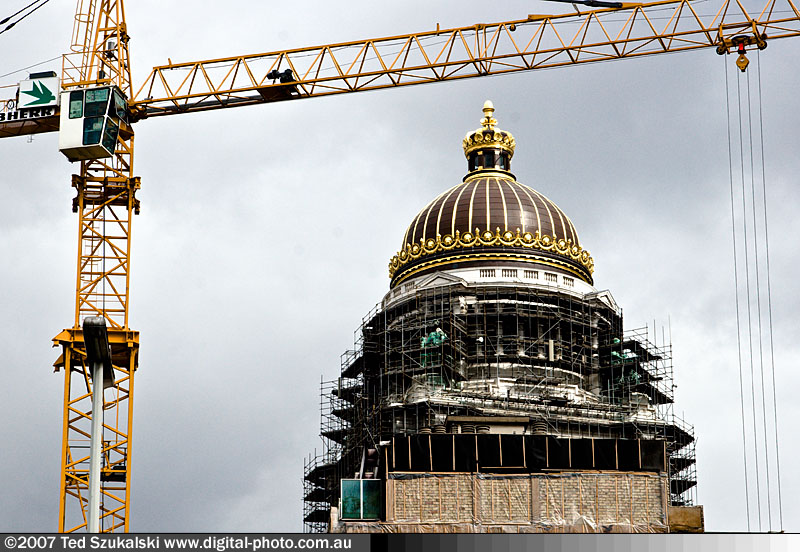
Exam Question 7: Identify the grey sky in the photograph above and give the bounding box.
[1,0,798,533]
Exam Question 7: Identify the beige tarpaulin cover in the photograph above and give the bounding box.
[339,472,668,534]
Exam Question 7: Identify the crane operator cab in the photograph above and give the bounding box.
[58,85,130,162]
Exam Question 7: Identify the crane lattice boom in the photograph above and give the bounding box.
[130,0,800,119]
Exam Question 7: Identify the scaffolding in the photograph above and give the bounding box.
[601,325,697,505]
[304,280,697,531]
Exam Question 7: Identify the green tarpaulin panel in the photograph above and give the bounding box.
[340,479,381,520]
[362,479,381,519]
[340,479,362,520]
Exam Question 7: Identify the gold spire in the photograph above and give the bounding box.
[480,100,497,129]
[462,99,516,158]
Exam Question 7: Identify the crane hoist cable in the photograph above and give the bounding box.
[724,46,752,533]
[744,57,775,533]
[755,47,784,532]
[736,57,763,532]
[724,49,784,533]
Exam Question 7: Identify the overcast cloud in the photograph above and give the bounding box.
[1,0,798,533]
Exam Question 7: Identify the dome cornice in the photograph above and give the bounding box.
[389,227,594,286]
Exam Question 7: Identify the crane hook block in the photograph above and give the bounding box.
[736,52,750,72]
[715,32,768,72]
[735,42,749,72]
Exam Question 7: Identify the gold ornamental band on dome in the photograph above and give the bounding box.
[388,226,594,279]
[462,100,516,157]
[391,251,592,289]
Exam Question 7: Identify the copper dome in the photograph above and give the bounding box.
[389,102,594,288]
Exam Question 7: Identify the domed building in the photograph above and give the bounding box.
[391,101,592,290]
[304,102,701,533]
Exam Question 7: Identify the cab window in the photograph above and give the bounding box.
[111,90,128,122]
[83,117,104,145]
[84,88,109,117]
[68,90,84,119]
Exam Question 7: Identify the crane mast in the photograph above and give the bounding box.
[51,0,139,533]
[0,0,797,533]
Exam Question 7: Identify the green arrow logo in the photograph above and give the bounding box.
[21,80,56,106]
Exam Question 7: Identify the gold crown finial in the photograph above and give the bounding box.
[481,100,497,129]
[463,100,515,158]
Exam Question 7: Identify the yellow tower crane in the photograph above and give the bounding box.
[0,0,798,534]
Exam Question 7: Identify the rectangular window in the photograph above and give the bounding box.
[479,269,496,278]
[68,90,83,119]
[82,117,104,145]
[563,276,575,287]
[544,272,557,283]
[524,270,538,279]
[102,118,119,152]
[84,88,109,117]
[85,88,109,103]
[501,269,517,278]
[112,90,128,122]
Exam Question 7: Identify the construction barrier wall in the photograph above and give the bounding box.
[341,472,668,533]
